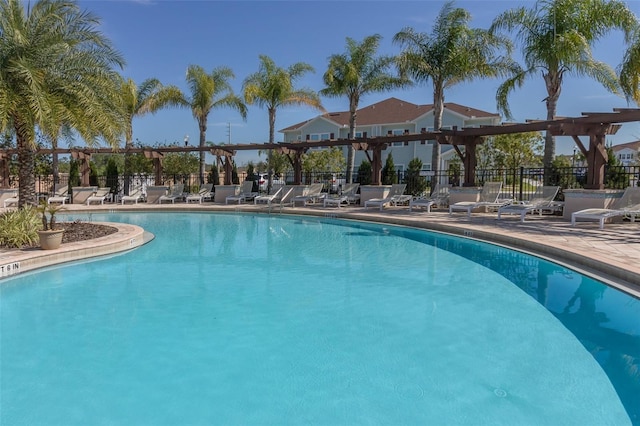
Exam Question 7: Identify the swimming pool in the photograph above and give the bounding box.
[1,212,638,424]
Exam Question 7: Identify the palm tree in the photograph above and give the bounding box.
[394,1,516,184]
[120,77,184,191]
[184,65,247,182]
[321,34,407,183]
[491,0,637,171]
[0,0,125,207]
[243,55,324,189]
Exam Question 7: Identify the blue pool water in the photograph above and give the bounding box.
[1,212,638,425]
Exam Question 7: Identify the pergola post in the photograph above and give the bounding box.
[585,133,608,190]
[0,152,10,188]
[210,149,236,185]
[143,150,164,184]
[550,123,618,190]
[277,146,305,185]
[437,135,481,187]
[71,151,91,186]
[371,144,385,185]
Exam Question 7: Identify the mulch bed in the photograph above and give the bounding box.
[60,221,119,244]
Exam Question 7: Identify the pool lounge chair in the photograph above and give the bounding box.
[121,186,144,204]
[186,184,214,204]
[497,186,560,222]
[86,187,111,205]
[159,184,184,204]
[47,184,69,205]
[71,186,97,205]
[294,183,325,206]
[254,184,284,206]
[341,183,360,205]
[269,186,296,211]
[409,184,451,212]
[226,181,257,204]
[324,183,361,208]
[364,184,408,211]
[0,189,18,208]
[449,182,510,218]
[571,186,640,229]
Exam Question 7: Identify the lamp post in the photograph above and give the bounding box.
[572,146,577,167]
[184,134,189,147]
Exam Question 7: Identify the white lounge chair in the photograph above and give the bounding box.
[86,187,111,205]
[159,183,184,204]
[341,183,360,205]
[269,186,296,211]
[0,189,18,208]
[254,184,284,206]
[364,184,408,211]
[47,184,69,205]
[497,186,560,222]
[409,183,451,212]
[225,181,257,204]
[71,186,97,204]
[121,186,144,204]
[449,182,511,217]
[186,184,213,204]
[571,186,640,229]
[323,183,360,208]
[294,183,325,206]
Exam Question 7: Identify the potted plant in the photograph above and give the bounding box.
[36,200,65,250]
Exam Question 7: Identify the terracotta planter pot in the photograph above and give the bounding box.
[37,229,65,250]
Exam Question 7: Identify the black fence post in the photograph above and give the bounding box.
[519,167,524,201]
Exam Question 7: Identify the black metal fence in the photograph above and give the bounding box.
[13,165,640,202]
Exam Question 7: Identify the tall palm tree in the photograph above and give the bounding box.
[491,0,637,171]
[0,0,125,207]
[120,77,184,191]
[394,1,516,184]
[120,77,185,151]
[321,34,407,183]
[184,65,247,182]
[243,55,324,189]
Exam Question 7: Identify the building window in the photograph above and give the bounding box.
[309,133,331,141]
[391,129,405,147]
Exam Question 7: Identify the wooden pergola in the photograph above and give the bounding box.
[1,108,639,190]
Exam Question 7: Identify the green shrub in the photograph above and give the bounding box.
[404,157,428,196]
[381,153,397,185]
[0,206,40,248]
[357,160,372,185]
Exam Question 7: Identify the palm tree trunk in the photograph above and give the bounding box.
[124,128,133,195]
[199,120,207,184]
[52,140,59,185]
[432,83,444,186]
[267,108,276,193]
[543,71,562,183]
[15,125,36,208]
[346,97,358,184]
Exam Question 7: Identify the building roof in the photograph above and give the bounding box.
[279,97,500,132]
[611,140,640,151]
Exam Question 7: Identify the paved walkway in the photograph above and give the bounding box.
[2,202,639,297]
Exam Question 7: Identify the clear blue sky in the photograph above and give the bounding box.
[78,0,640,165]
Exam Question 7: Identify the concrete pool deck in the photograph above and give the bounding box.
[1,202,639,298]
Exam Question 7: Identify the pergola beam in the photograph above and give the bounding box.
[1,108,638,190]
